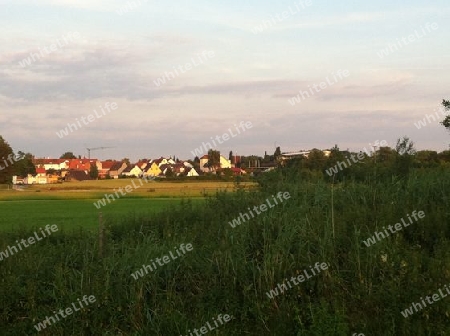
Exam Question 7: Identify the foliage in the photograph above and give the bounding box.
[207,149,220,171]
[1,168,449,335]
[0,136,15,183]
[440,99,450,130]
[60,152,77,159]
[89,163,99,179]
[13,151,36,177]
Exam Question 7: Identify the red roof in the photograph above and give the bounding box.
[68,159,97,170]
[100,161,117,169]
[36,167,46,174]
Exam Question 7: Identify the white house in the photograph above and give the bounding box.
[122,164,143,177]
[185,167,200,177]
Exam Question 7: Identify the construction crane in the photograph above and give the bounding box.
[86,147,115,159]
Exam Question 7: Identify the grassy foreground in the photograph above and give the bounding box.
[1,170,449,335]
[0,180,250,232]
[0,198,195,232]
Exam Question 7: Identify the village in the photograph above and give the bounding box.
[12,153,248,185]
[11,149,331,185]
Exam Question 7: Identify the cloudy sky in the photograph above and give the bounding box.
[1,0,449,161]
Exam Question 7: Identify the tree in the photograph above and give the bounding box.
[165,167,174,177]
[13,151,36,177]
[229,151,233,163]
[395,136,416,156]
[121,158,130,165]
[440,99,450,130]
[60,152,77,159]
[305,149,326,170]
[394,137,416,178]
[207,150,221,172]
[0,136,15,183]
[274,146,281,159]
[89,163,99,179]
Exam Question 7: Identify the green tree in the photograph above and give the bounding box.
[207,150,221,172]
[274,146,281,159]
[305,149,326,171]
[440,99,450,130]
[414,150,439,168]
[60,152,77,159]
[89,163,99,179]
[394,137,416,178]
[14,152,36,177]
[229,151,233,163]
[0,136,15,183]
[165,167,174,177]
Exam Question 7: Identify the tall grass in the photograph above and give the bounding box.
[1,169,449,335]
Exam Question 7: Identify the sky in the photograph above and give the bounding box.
[0,0,449,161]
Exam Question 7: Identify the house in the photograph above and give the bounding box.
[230,167,246,176]
[34,168,48,184]
[12,176,24,185]
[99,161,116,179]
[65,170,92,182]
[122,164,143,177]
[159,164,172,176]
[199,155,232,173]
[68,159,97,171]
[136,160,149,171]
[109,162,128,179]
[144,161,162,177]
[184,167,199,177]
[171,163,186,175]
[181,161,194,169]
[36,167,46,176]
[151,157,169,167]
[47,174,60,184]
[23,174,37,184]
[34,158,68,171]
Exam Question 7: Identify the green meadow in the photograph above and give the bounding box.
[0,180,248,232]
[0,198,191,233]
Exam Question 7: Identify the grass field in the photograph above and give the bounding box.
[0,198,195,233]
[0,179,254,200]
[0,180,253,232]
